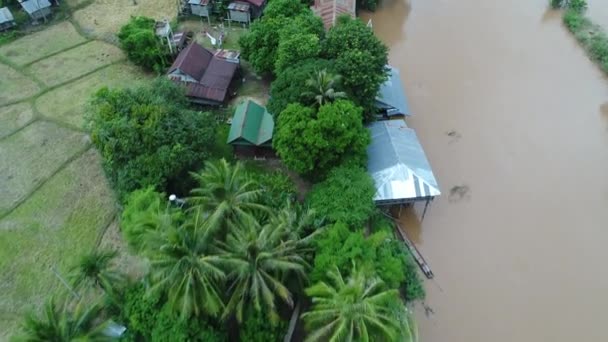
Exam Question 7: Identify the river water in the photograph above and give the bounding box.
[361,1,608,341]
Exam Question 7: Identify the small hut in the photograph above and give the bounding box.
[227,2,250,25]
[19,0,52,21]
[227,100,275,158]
[189,0,213,24]
[0,7,15,31]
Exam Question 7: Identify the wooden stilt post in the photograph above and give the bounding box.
[421,198,431,222]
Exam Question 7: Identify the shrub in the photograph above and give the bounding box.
[118,16,169,72]
[247,167,297,209]
[239,308,287,342]
[311,222,425,301]
[568,0,587,13]
[273,100,370,178]
[306,164,376,228]
[86,78,217,200]
[563,9,586,32]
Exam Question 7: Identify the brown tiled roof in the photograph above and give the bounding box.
[312,0,355,30]
[168,42,213,81]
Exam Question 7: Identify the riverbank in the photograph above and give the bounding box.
[562,8,608,75]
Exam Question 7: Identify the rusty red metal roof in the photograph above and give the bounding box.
[312,0,355,30]
[243,0,264,8]
[168,42,238,103]
[168,42,213,81]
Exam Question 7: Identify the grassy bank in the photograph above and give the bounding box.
[561,7,608,74]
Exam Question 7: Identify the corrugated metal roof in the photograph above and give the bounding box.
[168,43,238,103]
[228,1,250,11]
[311,0,355,30]
[168,43,213,81]
[367,120,440,204]
[376,65,410,116]
[244,0,264,8]
[20,0,51,14]
[0,7,14,24]
[227,100,274,146]
[188,0,210,5]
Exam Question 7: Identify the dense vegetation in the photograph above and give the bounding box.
[16,1,426,340]
[274,100,370,178]
[118,16,170,73]
[85,78,217,201]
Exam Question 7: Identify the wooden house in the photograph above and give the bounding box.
[0,7,15,31]
[227,100,275,158]
[311,0,355,30]
[19,0,52,21]
[227,1,250,25]
[189,0,213,22]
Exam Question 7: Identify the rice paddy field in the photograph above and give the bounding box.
[0,4,151,338]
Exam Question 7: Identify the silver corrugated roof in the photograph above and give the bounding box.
[20,0,51,14]
[367,120,440,204]
[0,7,14,24]
[376,65,410,116]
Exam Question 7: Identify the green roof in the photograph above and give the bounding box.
[227,100,274,146]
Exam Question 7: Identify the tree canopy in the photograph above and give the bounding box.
[273,100,370,178]
[267,58,336,116]
[306,164,376,228]
[118,16,169,72]
[322,16,389,120]
[239,0,324,75]
[85,78,216,200]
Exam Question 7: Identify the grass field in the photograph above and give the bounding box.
[0,149,116,340]
[25,41,124,87]
[0,21,87,66]
[73,0,176,42]
[36,63,150,128]
[0,121,88,216]
[0,7,150,335]
[0,103,35,139]
[0,63,41,105]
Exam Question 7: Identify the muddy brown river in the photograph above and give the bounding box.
[362,1,608,341]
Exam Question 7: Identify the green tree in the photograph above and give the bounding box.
[238,308,288,342]
[146,220,226,319]
[275,33,321,74]
[17,299,112,342]
[86,78,216,200]
[69,250,126,297]
[273,100,370,178]
[307,164,375,228]
[117,16,169,72]
[302,265,417,342]
[267,58,335,117]
[219,214,309,322]
[188,159,269,238]
[302,69,347,106]
[322,16,389,120]
[239,0,323,75]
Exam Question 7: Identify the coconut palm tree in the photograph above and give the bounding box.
[302,265,417,342]
[188,159,269,238]
[147,220,226,319]
[18,298,112,341]
[303,69,347,107]
[218,214,309,322]
[69,250,126,297]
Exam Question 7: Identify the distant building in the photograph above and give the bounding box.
[311,0,355,30]
[227,100,275,158]
[227,2,250,25]
[167,42,238,105]
[376,66,410,118]
[367,120,440,207]
[189,0,213,21]
[19,0,52,21]
[0,7,15,31]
